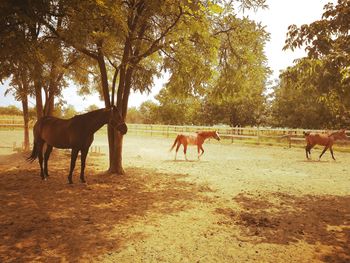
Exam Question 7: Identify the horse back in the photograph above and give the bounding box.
[305,133,330,146]
[36,116,88,149]
[178,133,203,145]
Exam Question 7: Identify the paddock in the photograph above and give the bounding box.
[0,130,349,262]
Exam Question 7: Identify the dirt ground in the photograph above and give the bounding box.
[0,131,349,262]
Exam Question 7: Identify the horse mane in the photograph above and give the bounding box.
[72,108,106,120]
[329,130,340,137]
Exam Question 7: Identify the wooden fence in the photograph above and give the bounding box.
[1,120,349,150]
[126,124,350,148]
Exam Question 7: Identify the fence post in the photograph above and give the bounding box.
[289,136,292,148]
[151,125,153,136]
[257,126,260,145]
[231,129,234,143]
[167,126,169,138]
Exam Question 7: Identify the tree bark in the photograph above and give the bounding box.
[108,126,125,174]
[96,51,125,174]
[21,94,30,151]
[33,60,43,119]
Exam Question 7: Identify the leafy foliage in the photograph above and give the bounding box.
[274,0,350,128]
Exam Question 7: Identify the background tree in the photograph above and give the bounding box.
[1,0,267,171]
[158,14,270,127]
[37,0,267,174]
[270,59,333,128]
[139,101,159,124]
[126,107,144,123]
[3,68,32,150]
[278,0,350,128]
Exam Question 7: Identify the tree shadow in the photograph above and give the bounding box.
[216,192,350,262]
[0,153,213,262]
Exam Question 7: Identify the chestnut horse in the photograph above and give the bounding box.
[27,106,127,184]
[304,129,347,160]
[170,131,221,160]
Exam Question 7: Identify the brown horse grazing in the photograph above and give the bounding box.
[170,131,221,160]
[304,129,347,160]
[27,106,127,184]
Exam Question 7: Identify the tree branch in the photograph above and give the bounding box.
[132,5,183,63]
[40,18,99,60]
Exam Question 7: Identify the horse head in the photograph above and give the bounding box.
[337,129,348,140]
[109,106,128,135]
[213,131,221,141]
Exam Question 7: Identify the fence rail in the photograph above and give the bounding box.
[1,120,350,150]
[126,124,350,148]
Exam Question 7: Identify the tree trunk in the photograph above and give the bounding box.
[111,67,133,174]
[44,92,55,116]
[34,80,43,119]
[48,94,54,116]
[21,95,30,151]
[96,52,126,174]
[108,126,124,174]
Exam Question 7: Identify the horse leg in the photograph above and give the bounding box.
[305,145,310,159]
[200,146,204,157]
[197,145,201,160]
[307,144,315,159]
[183,144,188,161]
[68,149,79,184]
[175,143,181,160]
[330,146,336,160]
[37,141,45,180]
[80,148,89,183]
[43,144,53,178]
[319,145,329,160]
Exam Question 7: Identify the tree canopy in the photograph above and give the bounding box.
[272,0,350,128]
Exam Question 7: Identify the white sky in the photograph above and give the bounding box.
[0,0,332,111]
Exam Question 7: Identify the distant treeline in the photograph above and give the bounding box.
[0,105,80,120]
[0,106,36,118]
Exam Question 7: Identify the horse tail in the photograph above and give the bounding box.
[27,140,38,162]
[169,135,180,152]
[27,120,41,163]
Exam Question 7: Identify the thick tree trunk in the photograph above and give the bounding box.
[96,52,126,174]
[34,64,43,119]
[48,94,54,116]
[34,79,43,119]
[21,95,30,151]
[44,92,55,116]
[107,126,124,174]
[111,67,133,174]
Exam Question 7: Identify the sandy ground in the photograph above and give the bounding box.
[0,131,349,262]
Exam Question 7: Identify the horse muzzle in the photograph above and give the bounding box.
[117,123,128,135]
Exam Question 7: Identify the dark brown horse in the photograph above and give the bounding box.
[27,106,127,183]
[170,131,221,160]
[304,129,347,160]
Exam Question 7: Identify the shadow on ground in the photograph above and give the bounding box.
[216,192,350,263]
[0,152,212,262]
